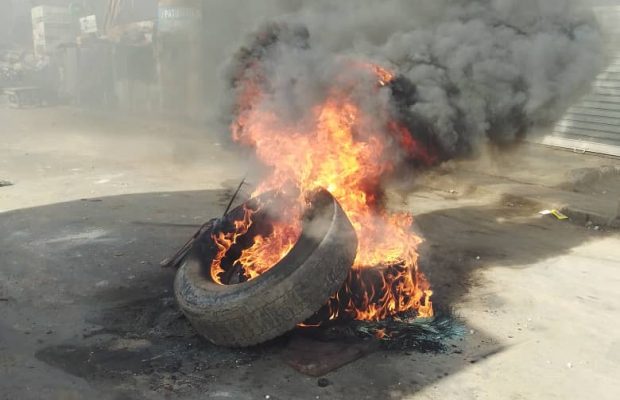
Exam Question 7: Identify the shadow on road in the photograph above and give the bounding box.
[0,188,600,399]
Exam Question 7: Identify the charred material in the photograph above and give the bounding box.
[299,310,464,353]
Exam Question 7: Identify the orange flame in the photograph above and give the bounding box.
[215,61,433,321]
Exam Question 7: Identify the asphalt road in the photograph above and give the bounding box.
[1,107,619,400]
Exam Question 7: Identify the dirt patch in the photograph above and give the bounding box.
[563,165,620,199]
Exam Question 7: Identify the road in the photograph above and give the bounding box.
[1,106,619,400]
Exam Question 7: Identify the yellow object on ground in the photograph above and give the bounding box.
[539,209,569,220]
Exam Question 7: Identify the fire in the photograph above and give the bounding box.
[210,199,301,284]
[210,205,256,284]
[214,61,433,321]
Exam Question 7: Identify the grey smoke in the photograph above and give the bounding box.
[222,0,605,159]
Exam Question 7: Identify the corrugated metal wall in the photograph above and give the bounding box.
[544,6,620,156]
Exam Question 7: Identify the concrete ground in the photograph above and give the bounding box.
[1,106,619,400]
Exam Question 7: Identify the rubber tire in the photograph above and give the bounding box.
[174,190,358,347]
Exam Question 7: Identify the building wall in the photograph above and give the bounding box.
[0,0,13,47]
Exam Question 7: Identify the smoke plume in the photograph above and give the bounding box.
[223,0,604,162]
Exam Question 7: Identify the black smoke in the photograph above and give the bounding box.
[224,0,604,164]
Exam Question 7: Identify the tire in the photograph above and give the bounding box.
[174,189,358,347]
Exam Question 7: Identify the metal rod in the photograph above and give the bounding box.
[160,173,249,269]
[223,173,248,217]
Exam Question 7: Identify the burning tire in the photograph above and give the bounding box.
[174,189,358,347]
